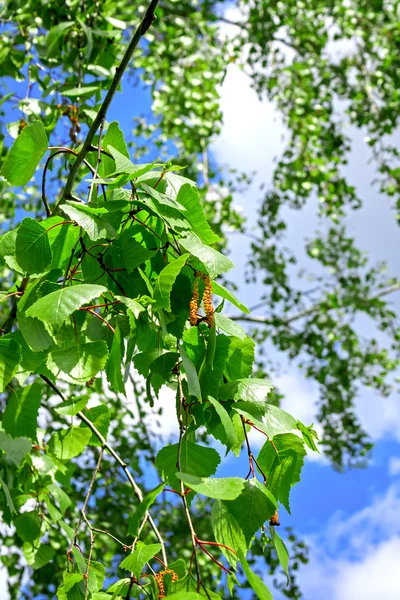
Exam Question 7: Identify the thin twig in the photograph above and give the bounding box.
[40,375,167,565]
[229,281,400,325]
[57,0,159,212]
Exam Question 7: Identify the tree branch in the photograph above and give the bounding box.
[40,374,167,565]
[228,281,400,325]
[57,0,159,212]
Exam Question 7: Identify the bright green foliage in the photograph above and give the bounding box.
[0,113,314,599]
[0,4,323,599]
[0,121,48,185]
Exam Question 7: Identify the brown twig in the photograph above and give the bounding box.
[57,0,159,213]
[40,375,167,565]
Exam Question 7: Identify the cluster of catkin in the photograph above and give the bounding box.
[154,569,178,598]
[269,510,280,526]
[189,272,214,328]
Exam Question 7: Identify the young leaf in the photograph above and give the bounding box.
[175,184,220,244]
[238,550,273,600]
[54,396,89,417]
[224,336,255,380]
[61,202,117,241]
[0,120,48,186]
[0,432,31,466]
[156,440,220,491]
[48,427,92,460]
[211,281,250,314]
[0,338,21,392]
[219,378,273,405]
[297,420,320,452]
[127,482,165,536]
[14,510,42,543]
[153,253,189,311]
[15,218,52,274]
[26,284,107,328]
[47,341,109,383]
[271,526,290,584]
[46,218,80,270]
[211,500,246,568]
[257,433,306,513]
[106,325,125,394]
[179,344,202,401]
[80,405,111,446]
[140,183,187,211]
[176,474,245,500]
[2,382,42,440]
[208,397,240,455]
[223,479,277,545]
[214,313,247,340]
[119,541,162,579]
[180,232,234,279]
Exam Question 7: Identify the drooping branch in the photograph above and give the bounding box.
[228,281,400,326]
[40,374,167,565]
[57,0,159,212]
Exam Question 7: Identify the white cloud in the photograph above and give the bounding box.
[389,457,400,476]
[298,484,400,600]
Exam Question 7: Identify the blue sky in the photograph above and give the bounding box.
[2,11,400,600]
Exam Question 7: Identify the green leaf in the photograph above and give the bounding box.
[224,336,255,380]
[62,85,100,98]
[0,120,48,186]
[175,184,220,244]
[208,397,240,456]
[179,344,202,401]
[61,202,116,241]
[200,334,230,399]
[115,296,145,319]
[215,313,247,340]
[2,382,42,440]
[47,341,109,383]
[81,405,110,445]
[46,22,74,58]
[180,232,234,279]
[211,281,250,314]
[257,433,306,513]
[238,550,273,600]
[154,253,189,311]
[25,543,55,569]
[17,274,56,352]
[46,218,80,270]
[223,479,277,545]
[176,474,244,500]
[15,218,52,275]
[0,338,21,392]
[48,427,92,460]
[127,482,164,536]
[167,594,204,600]
[156,440,220,491]
[211,500,246,568]
[141,183,187,211]
[219,378,273,405]
[0,432,31,466]
[106,325,125,394]
[297,421,320,452]
[119,541,162,579]
[99,122,129,177]
[54,396,89,417]
[26,284,107,328]
[271,527,290,584]
[0,474,16,513]
[15,510,42,543]
[112,230,155,273]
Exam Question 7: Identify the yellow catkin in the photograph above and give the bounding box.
[189,275,199,326]
[154,569,178,599]
[269,510,280,526]
[202,274,214,328]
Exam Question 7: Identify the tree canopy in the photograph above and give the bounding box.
[0,0,399,598]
